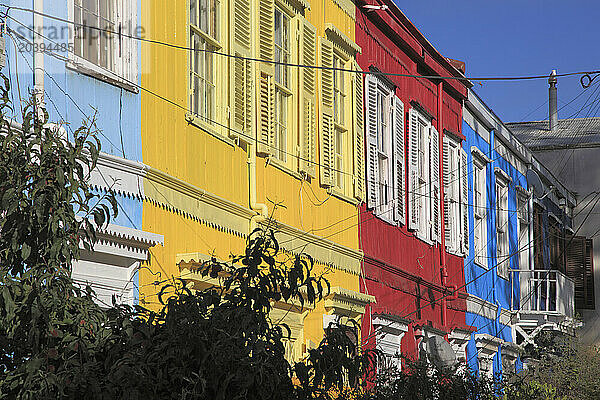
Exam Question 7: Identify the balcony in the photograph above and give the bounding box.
[509,269,579,345]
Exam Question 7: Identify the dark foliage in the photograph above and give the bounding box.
[0,75,376,399]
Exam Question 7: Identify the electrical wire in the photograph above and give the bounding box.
[3,6,600,84]
[6,20,556,222]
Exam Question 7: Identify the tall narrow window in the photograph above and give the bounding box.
[365,74,403,224]
[189,0,220,124]
[273,8,290,162]
[332,52,347,190]
[443,136,463,253]
[377,87,390,210]
[333,55,346,126]
[417,119,429,236]
[473,157,487,267]
[517,192,530,270]
[496,175,509,278]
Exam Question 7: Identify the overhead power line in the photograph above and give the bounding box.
[2,6,600,83]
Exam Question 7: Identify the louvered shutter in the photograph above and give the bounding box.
[365,75,379,209]
[566,236,596,310]
[408,109,419,231]
[229,0,253,141]
[353,60,365,201]
[298,18,317,177]
[393,96,405,225]
[430,126,441,243]
[443,137,453,250]
[460,148,469,254]
[256,0,275,155]
[319,37,334,187]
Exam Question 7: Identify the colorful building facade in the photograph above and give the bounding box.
[140,0,373,361]
[3,0,162,306]
[354,0,472,369]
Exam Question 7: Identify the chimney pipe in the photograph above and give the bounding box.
[549,70,558,131]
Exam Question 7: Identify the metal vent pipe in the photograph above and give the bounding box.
[549,70,558,131]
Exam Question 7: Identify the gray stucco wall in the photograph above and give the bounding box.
[534,148,600,344]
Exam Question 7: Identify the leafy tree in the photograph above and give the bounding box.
[0,75,376,399]
[360,357,497,400]
[510,331,600,400]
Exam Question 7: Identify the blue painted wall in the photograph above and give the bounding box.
[3,1,143,300]
[462,117,527,376]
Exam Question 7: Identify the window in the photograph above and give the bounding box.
[472,157,487,267]
[496,175,509,278]
[365,75,405,224]
[517,192,530,270]
[548,216,565,272]
[408,107,439,243]
[333,55,346,126]
[319,27,362,200]
[273,8,291,162]
[73,0,136,82]
[443,136,468,255]
[377,88,390,208]
[189,0,220,124]
[332,53,347,190]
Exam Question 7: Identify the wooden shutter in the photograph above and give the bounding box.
[319,37,334,187]
[229,0,253,141]
[585,239,595,309]
[566,235,596,310]
[256,0,275,155]
[442,137,453,250]
[430,126,440,243]
[408,108,419,231]
[460,148,469,254]
[365,74,379,209]
[393,96,405,225]
[353,61,365,201]
[298,18,317,177]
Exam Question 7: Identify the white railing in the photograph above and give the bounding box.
[510,269,575,318]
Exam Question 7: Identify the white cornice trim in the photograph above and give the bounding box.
[98,223,164,247]
[466,294,513,326]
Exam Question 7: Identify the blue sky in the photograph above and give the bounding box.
[396,0,600,122]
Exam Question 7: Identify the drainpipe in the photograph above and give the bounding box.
[33,0,45,112]
[438,81,449,327]
[248,141,268,233]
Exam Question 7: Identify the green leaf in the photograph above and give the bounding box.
[21,243,31,260]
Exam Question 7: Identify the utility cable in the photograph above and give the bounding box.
[3,7,600,83]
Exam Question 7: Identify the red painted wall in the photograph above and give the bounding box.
[356,3,469,360]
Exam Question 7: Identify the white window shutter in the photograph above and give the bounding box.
[393,96,405,225]
[365,75,379,209]
[443,136,452,250]
[460,148,469,254]
[408,109,419,231]
[430,126,441,243]
[352,61,365,201]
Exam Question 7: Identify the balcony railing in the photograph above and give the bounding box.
[510,269,575,318]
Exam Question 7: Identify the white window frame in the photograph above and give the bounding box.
[375,83,393,219]
[443,135,462,254]
[496,172,510,279]
[68,0,138,90]
[472,154,488,267]
[517,189,530,270]
[365,75,405,226]
[273,6,292,163]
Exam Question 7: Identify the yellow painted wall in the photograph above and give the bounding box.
[140,0,365,351]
